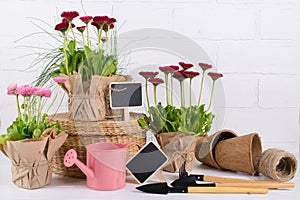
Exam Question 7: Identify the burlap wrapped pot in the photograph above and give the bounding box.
[215,133,262,175]
[195,129,237,169]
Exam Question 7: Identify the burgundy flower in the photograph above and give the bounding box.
[208,72,223,80]
[199,63,213,71]
[184,71,200,79]
[80,16,93,24]
[103,24,115,32]
[93,16,110,25]
[61,11,79,21]
[159,65,179,74]
[91,21,100,29]
[148,78,164,86]
[139,71,159,79]
[173,70,187,81]
[77,26,86,33]
[108,17,117,24]
[179,62,193,70]
[55,22,69,32]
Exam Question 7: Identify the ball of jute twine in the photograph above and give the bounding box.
[259,148,298,182]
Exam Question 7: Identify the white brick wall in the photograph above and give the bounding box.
[0,0,299,153]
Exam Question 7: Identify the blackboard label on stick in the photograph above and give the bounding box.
[109,82,142,109]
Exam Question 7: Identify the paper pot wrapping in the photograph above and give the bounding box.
[156,132,197,173]
[60,73,130,121]
[0,128,67,189]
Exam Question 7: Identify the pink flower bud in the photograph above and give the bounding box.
[53,77,67,83]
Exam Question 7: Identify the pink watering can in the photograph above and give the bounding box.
[64,142,140,190]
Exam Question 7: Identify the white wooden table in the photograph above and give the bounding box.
[0,152,299,200]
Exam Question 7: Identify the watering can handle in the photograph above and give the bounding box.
[115,142,141,150]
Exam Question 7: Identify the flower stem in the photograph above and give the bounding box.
[46,86,59,113]
[189,78,192,107]
[86,24,91,48]
[69,23,77,50]
[97,27,103,51]
[180,81,185,107]
[206,80,215,112]
[37,95,42,123]
[145,80,150,109]
[81,33,85,46]
[153,85,157,105]
[198,71,205,106]
[165,73,169,105]
[16,95,21,118]
[171,75,174,105]
[63,33,69,75]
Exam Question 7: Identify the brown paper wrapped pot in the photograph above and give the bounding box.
[215,133,262,175]
[1,129,67,189]
[195,129,237,169]
[156,132,197,172]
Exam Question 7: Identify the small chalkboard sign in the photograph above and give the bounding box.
[109,82,142,109]
[126,142,168,184]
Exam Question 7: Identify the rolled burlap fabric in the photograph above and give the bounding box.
[259,148,298,182]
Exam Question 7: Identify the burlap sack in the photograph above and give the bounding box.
[156,132,197,173]
[60,73,129,121]
[0,129,67,189]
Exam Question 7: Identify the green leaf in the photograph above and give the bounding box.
[68,40,76,56]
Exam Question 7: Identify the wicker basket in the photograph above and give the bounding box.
[47,112,146,178]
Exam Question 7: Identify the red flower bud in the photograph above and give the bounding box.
[208,72,223,80]
[179,62,193,70]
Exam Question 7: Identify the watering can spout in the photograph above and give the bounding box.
[64,149,94,179]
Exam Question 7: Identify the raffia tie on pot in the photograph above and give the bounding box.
[259,148,298,182]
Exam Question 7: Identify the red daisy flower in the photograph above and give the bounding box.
[55,22,69,32]
[103,24,115,32]
[208,72,223,80]
[148,78,164,86]
[108,17,117,24]
[77,26,86,33]
[61,11,79,21]
[179,62,193,70]
[91,21,100,29]
[159,65,179,74]
[139,71,159,79]
[93,16,110,24]
[184,71,200,79]
[79,16,93,24]
[173,70,188,81]
[199,63,213,71]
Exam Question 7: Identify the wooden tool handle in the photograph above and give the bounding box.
[204,175,295,189]
[217,182,294,189]
[188,186,268,194]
